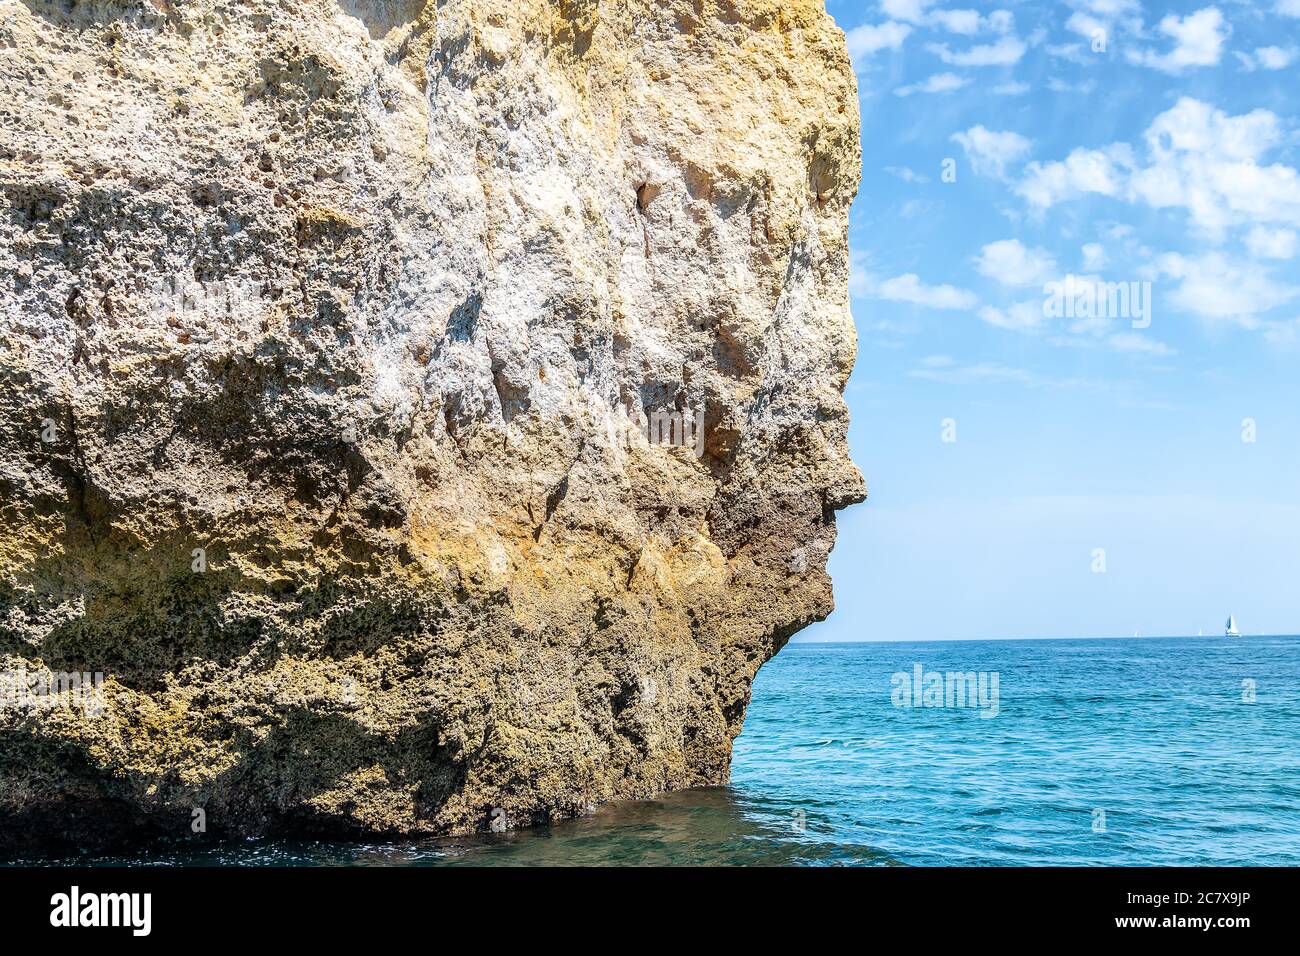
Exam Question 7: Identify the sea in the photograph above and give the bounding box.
[8,636,1300,866]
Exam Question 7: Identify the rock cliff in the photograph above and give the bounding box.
[0,0,863,849]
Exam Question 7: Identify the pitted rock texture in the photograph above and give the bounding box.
[0,0,863,850]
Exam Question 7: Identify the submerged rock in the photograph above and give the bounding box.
[0,0,863,849]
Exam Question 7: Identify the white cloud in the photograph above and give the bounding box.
[1065,12,1107,42]
[852,253,980,314]
[1245,227,1298,259]
[899,198,934,219]
[928,8,1016,35]
[927,9,983,34]
[977,301,1048,331]
[894,72,969,96]
[1048,42,1091,64]
[1074,0,1140,15]
[881,0,933,22]
[1108,332,1175,356]
[881,1,1014,35]
[1143,98,1280,162]
[951,125,1032,178]
[973,270,1168,346]
[1016,145,1134,208]
[1277,1,1300,18]
[1047,77,1098,93]
[1254,46,1294,68]
[908,359,1121,390]
[1126,7,1229,74]
[1082,243,1108,270]
[1263,319,1300,347]
[1130,99,1299,233]
[910,361,1036,384]
[1062,0,1143,58]
[1015,99,1300,235]
[845,21,912,63]
[1068,1,1141,28]
[1235,46,1296,71]
[958,275,1171,355]
[928,36,1026,66]
[987,10,1015,34]
[874,273,980,309]
[976,239,1058,287]
[1152,252,1299,325]
[884,166,930,184]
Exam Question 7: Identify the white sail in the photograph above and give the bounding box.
[1225,615,1239,636]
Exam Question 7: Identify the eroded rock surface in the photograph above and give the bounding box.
[0,0,862,849]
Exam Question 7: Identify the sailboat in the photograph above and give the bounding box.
[1225,614,1240,637]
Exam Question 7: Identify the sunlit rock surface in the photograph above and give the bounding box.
[0,0,863,848]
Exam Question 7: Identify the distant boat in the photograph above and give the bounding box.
[1225,615,1240,637]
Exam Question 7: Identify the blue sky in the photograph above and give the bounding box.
[803,0,1300,641]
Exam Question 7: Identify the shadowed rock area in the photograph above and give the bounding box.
[0,0,863,850]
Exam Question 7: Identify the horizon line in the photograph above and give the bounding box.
[791,633,1299,645]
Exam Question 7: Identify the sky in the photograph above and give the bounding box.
[801,0,1300,641]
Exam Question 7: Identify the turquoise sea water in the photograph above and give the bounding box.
[10,636,1300,866]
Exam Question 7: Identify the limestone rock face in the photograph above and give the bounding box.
[0,0,862,848]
